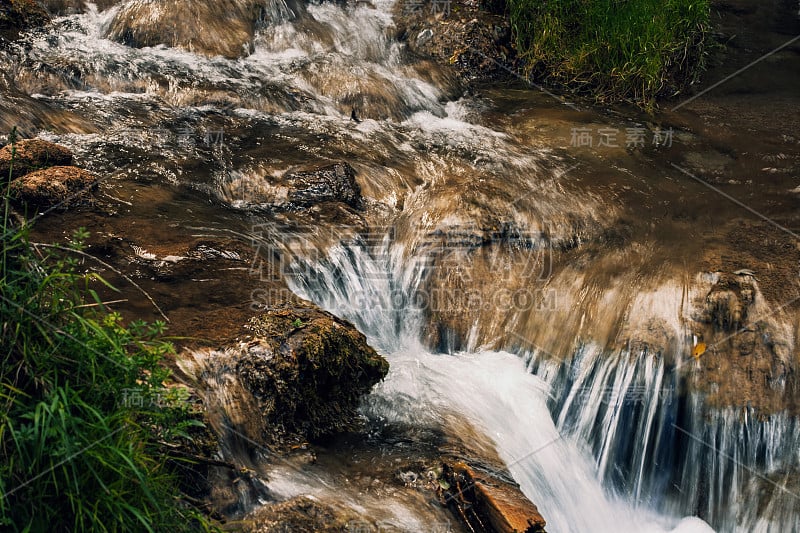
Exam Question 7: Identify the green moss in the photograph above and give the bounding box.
[242,307,388,441]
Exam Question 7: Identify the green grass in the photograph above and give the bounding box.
[1,128,216,532]
[507,0,711,106]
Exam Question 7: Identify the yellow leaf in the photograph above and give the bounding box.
[692,342,706,359]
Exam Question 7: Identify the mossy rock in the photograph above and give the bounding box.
[238,301,389,442]
[8,165,97,209]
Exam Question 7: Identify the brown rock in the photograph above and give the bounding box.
[8,165,97,208]
[237,301,389,442]
[0,0,49,42]
[0,139,74,180]
[440,461,547,533]
[106,0,268,59]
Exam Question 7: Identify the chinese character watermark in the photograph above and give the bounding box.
[569,126,673,149]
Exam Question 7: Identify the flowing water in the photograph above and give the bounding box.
[3,1,800,531]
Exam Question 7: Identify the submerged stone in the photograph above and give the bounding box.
[243,496,360,532]
[280,162,362,210]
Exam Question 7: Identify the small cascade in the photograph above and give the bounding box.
[529,344,800,531]
[285,238,715,532]
[288,238,428,353]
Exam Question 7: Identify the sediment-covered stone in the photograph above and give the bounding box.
[8,165,97,208]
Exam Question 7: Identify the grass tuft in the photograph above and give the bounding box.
[507,0,711,107]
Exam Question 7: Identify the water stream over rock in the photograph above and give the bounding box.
[3,0,800,531]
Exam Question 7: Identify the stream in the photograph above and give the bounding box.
[3,1,800,531]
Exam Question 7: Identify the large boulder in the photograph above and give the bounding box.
[106,0,269,59]
[8,165,97,208]
[238,302,388,441]
[0,139,74,180]
[0,0,49,42]
[180,301,388,448]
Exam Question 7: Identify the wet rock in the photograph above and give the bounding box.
[238,301,389,442]
[0,139,74,180]
[243,496,359,532]
[439,460,547,533]
[221,162,365,225]
[393,0,516,82]
[176,300,387,516]
[688,270,795,412]
[107,0,272,59]
[280,162,362,210]
[0,0,49,42]
[8,165,97,208]
[698,272,756,332]
[39,0,119,15]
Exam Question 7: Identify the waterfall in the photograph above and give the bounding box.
[285,237,718,532]
[529,343,800,532]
